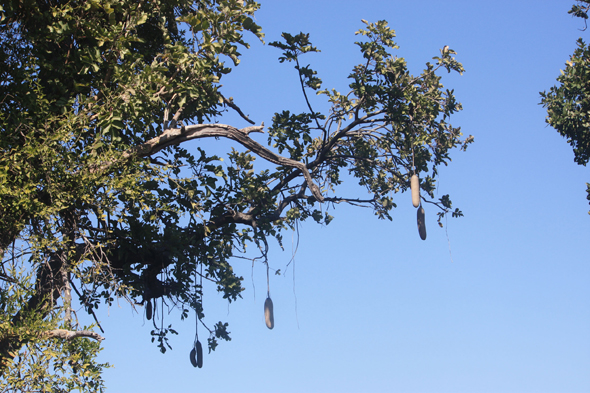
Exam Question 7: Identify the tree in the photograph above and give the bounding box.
[0,0,472,390]
[540,0,590,212]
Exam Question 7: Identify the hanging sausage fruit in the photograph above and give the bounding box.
[264,296,274,330]
[417,205,427,240]
[410,174,420,208]
[145,298,152,321]
[189,340,203,368]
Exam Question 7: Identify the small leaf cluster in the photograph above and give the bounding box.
[541,38,590,166]
[541,1,590,212]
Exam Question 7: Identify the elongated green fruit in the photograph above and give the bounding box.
[145,299,152,321]
[411,174,420,208]
[196,340,203,368]
[417,206,427,240]
[264,297,274,330]
[189,347,198,368]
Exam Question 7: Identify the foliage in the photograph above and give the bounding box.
[569,0,590,24]
[540,0,590,212]
[0,261,109,392]
[0,0,471,389]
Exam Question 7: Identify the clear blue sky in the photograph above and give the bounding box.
[95,1,590,392]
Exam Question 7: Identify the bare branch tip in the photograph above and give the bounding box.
[239,125,264,135]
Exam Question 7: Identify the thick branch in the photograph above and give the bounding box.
[13,254,64,325]
[120,123,324,202]
[44,329,105,342]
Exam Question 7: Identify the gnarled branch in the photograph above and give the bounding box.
[119,123,325,202]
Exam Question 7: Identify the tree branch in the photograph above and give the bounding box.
[117,123,324,202]
[44,329,105,342]
[323,196,377,205]
[220,94,255,125]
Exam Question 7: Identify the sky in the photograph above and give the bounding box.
[94,1,590,392]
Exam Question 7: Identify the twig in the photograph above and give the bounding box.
[220,94,255,125]
[70,280,105,334]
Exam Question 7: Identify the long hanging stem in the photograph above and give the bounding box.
[410,118,416,175]
[266,259,270,298]
[194,263,202,345]
[412,144,416,175]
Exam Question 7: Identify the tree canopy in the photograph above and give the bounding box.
[0,0,471,390]
[541,0,590,211]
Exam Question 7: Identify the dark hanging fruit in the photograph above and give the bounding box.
[417,205,427,240]
[189,347,198,368]
[411,174,420,208]
[145,299,152,321]
[196,340,203,368]
[264,297,274,330]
